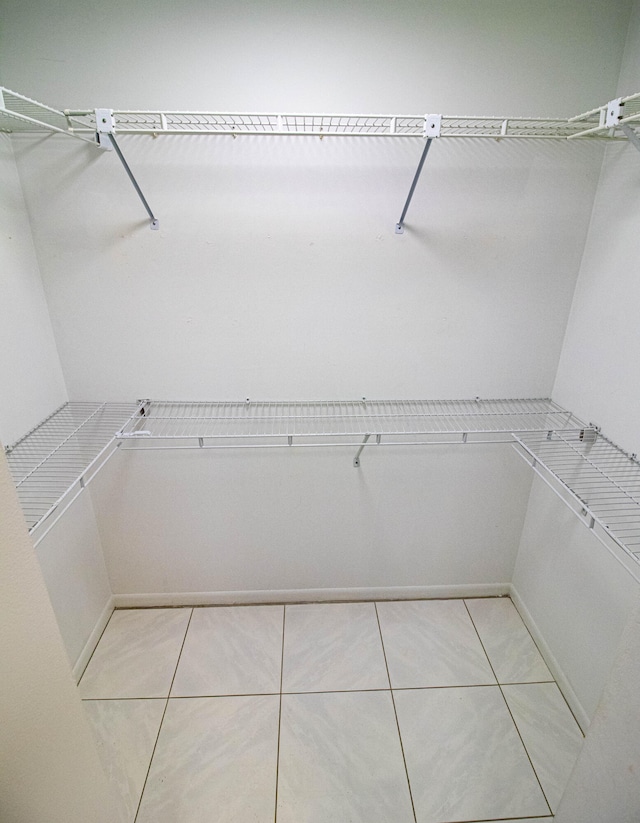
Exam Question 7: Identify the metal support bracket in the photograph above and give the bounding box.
[395,115,440,234]
[95,108,159,230]
[353,434,371,468]
[620,123,640,154]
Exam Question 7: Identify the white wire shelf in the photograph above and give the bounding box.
[513,429,640,579]
[0,86,636,142]
[5,401,144,542]
[7,396,640,577]
[63,110,599,140]
[0,88,95,143]
[568,91,640,140]
[118,397,582,446]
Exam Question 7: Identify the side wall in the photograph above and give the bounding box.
[554,4,640,818]
[0,446,120,823]
[0,135,112,675]
[0,134,67,445]
[514,1,640,812]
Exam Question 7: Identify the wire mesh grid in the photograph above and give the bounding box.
[60,109,613,139]
[66,111,427,136]
[0,88,90,140]
[0,88,67,132]
[5,402,143,532]
[514,429,640,562]
[440,117,592,139]
[129,398,581,441]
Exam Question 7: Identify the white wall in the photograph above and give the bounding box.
[549,3,640,816]
[0,134,112,676]
[0,134,67,445]
[91,444,531,601]
[0,446,120,823]
[513,2,640,814]
[2,0,630,603]
[0,0,630,115]
[513,477,639,727]
[555,600,640,823]
[515,0,640,708]
[1,0,629,405]
[552,0,640,455]
[35,493,114,677]
[10,134,602,402]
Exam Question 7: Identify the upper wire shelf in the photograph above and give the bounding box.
[5,401,143,542]
[568,91,640,140]
[0,86,637,142]
[63,111,596,140]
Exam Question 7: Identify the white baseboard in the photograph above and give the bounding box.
[113,582,509,609]
[72,596,115,683]
[509,584,590,733]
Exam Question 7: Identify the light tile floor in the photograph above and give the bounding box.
[79,597,584,823]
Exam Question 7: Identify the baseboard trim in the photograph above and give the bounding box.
[113,583,510,609]
[72,596,115,683]
[509,584,590,733]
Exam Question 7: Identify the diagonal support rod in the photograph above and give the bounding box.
[620,123,640,154]
[395,138,433,234]
[353,433,371,468]
[109,133,159,230]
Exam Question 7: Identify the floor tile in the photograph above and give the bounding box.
[136,695,279,823]
[83,699,165,823]
[281,602,389,693]
[171,605,283,696]
[502,682,584,812]
[79,609,192,698]
[394,685,550,822]
[277,690,414,823]
[376,600,496,688]
[465,597,553,684]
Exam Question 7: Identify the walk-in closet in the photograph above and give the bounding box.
[1,1,640,821]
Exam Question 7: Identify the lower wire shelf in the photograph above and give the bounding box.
[5,401,144,544]
[5,396,640,579]
[512,429,640,579]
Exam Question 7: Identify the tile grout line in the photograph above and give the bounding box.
[273,605,286,823]
[462,600,554,818]
[374,602,418,823]
[79,679,555,702]
[79,680,556,701]
[133,607,194,823]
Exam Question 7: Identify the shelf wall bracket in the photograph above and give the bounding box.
[395,114,441,234]
[95,108,159,230]
[353,433,371,468]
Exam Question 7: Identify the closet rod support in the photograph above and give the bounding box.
[620,123,640,154]
[353,434,371,468]
[108,132,160,230]
[395,136,434,234]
